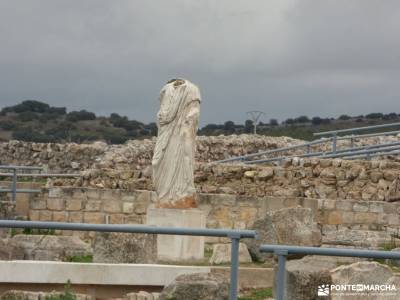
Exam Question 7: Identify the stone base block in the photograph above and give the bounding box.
[146,207,205,262]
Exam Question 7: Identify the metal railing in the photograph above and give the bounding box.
[260,244,400,300]
[0,165,80,202]
[213,122,400,164]
[314,122,400,154]
[0,220,257,300]
[245,140,400,164]
[0,165,43,201]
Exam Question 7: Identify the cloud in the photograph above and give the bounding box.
[0,0,399,124]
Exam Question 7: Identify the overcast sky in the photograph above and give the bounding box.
[0,0,399,125]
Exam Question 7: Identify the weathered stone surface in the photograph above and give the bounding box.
[0,238,25,260]
[0,290,92,300]
[93,232,156,263]
[245,207,321,262]
[160,272,229,300]
[209,243,252,265]
[10,234,92,261]
[322,228,400,249]
[281,256,337,300]
[330,262,400,300]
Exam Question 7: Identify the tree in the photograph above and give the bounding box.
[295,115,310,123]
[269,119,278,126]
[66,110,96,122]
[224,121,235,134]
[338,114,351,120]
[311,117,322,125]
[244,120,253,133]
[285,118,294,125]
[366,113,383,119]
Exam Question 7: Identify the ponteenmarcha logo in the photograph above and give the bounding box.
[318,284,330,296]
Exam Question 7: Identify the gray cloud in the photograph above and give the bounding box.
[0,0,399,125]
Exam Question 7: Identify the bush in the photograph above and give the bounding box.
[66,110,96,122]
[366,113,383,119]
[338,114,351,120]
[17,111,39,122]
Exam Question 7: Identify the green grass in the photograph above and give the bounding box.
[44,281,76,300]
[238,288,273,300]
[64,254,93,263]
[11,227,56,237]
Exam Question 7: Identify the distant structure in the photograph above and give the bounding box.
[247,111,266,134]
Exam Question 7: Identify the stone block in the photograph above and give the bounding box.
[353,212,377,224]
[100,189,121,201]
[93,232,156,264]
[52,211,67,222]
[209,243,252,264]
[84,200,102,211]
[341,211,355,224]
[15,196,30,216]
[39,210,52,221]
[48,187,64,198]
[103,200,121,213]
[123,202,134,213]
[69,212,83,223]
[84,212,104,224]
[282,256,336,300]
[85,188,101,200]
[336,200,353,211]
[109,213,125,224]
[353,202,369,212]
[30,198,46,210]
[160,272,229,300]
[66,199,82,211]
[387,214,400,225]
[327,211,342,225]
[29,210,40,221]
[147,207,205,262]
[323,199,336,210]
[369,202,384,213]
[47,198,65,211]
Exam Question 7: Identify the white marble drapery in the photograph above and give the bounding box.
[152,79,201,208]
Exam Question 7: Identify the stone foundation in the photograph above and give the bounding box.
[14,187,399,249]
[146,207,205,262]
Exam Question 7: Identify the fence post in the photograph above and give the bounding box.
[332,133,337,154]
[11,168,17,202]
[228,233,241,300]
[275,249,288,300]
[306,144,311,154]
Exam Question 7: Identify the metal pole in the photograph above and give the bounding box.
[275,250,288,300]
[229,235,240,300]
[332,133,337,154]
[11,168,17,202]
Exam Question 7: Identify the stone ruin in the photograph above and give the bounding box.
[1,133,400,299]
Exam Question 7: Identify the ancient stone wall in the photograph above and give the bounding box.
[58,158,400,202]
[25,187,400,247]
[0,135,302,172]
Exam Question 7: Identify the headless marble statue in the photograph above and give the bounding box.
[152,79,201,208]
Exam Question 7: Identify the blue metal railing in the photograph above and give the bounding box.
[0,165,80,201]
[0,220,257,300]
[260,244,400,300]
[213,122,400,164]
[0,165,43,201]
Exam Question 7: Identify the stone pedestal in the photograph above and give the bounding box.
[146,207,206,262]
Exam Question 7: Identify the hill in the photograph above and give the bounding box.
[0,100,399,144]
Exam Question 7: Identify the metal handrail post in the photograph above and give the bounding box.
[11,168,17,202]
[306,144,311,154]
[275,249,288,300]
[228,233,241,300]
[332,133,337,154]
